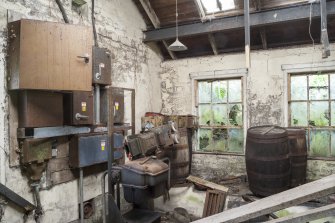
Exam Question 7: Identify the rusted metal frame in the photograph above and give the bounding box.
[0,183,36,213]
[138,0,176,59]
[208,33,219,55]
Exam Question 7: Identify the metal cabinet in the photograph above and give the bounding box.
[92,47,111,85]
[64,91,94,125]
[19,90,63,128]
[8,19,93,91]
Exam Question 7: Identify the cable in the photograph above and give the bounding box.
[309,2,315,47]
[55,0,69,24]
[92,0,99,47]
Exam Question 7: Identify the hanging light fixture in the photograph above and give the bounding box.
[168,0,188,51]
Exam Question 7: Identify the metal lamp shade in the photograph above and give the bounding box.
[168,39,188,51]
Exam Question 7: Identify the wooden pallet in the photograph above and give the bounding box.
[203,190,227,218]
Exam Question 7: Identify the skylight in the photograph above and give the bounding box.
[200,0,236,14]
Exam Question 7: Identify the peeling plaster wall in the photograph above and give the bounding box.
[0,0,162,222]
[160,44,335,181]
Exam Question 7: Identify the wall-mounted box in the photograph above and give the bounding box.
[21,138,53,164]
[92,47,111,85]
[64,91,94,125]
[8,19,93,91]
[69,133,124,168]
[19,90,63,128]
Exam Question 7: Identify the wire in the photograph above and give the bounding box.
[92,0,99,47]
[55,0,69,23]
[309,2,315,48]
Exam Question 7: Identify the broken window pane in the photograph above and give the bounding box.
[199,104,212,125]
[291,75,307,100]
[228,104,243,126]
[213,104,228,126]
[309,130,330,157]
[290,102,308,126]
[199,81,211,103]
[211,128,228,153]
[331,74,335,99]
[228,80,242,103]
[228,129,244,153]
[199,128,212,151]
[310,102,329,127]
[309,74,329,100]
[331,131,335,157]
[332,101,335,126]
[212,81,227,103]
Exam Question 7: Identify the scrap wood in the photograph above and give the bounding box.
[266,203,335,223]
[242,195,278,219]
[193,174,335,223]
[186,175,228,192]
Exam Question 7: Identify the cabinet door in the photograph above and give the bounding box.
[19,20,93,91]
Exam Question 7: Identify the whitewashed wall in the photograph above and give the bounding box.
[160,44,335,182]
[0,0,162,222]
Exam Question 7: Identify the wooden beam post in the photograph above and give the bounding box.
[320,0,330,58]
[193,174,335,223]
[244,0,250,68]
[193,0,206,21]
[208,34,219,55]
[139,0,176,59]
[260,29,267,50]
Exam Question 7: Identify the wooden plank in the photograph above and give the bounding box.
[193,174,335,223]
[203,190,226,217]
[266,203,335,223]
[9,92,20,167]
[244,0,250,68]
[186,175,229,192]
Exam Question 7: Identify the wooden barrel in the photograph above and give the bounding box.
[246,126,290,197]
[286,128,307,188]
[157,144,190,185]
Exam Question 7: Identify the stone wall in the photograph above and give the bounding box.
[0,0,162,222]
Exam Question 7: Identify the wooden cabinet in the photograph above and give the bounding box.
[8,19,93,91]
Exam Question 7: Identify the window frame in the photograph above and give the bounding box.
[288,72,335,159]
[196,77,245,154]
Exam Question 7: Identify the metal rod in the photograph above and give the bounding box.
[91,0,99,47]
[95,84,101,124]
[116,182,121,209]
[107,87,115,223]
[101,171,108,223]
[79,169,84,223]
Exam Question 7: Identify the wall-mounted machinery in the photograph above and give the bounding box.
[19,90,63,128]
[64,91,94,126]
[7,19,92,91]
[92,47,111,85]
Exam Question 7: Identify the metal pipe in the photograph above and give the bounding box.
[95,84,100,124]
[79,169,84,223]
[160,157,171,189]
[116,182,121,209]
[31,183,42,223]
[101,171,108,223]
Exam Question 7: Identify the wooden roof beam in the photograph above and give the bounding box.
[144,2,335,42]
[138,0,176,59]
[208,34,218,55]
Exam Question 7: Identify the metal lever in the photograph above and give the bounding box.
[75,113,89,120]
[77,53,90,63]
[95,63,104,80]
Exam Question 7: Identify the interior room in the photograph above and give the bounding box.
[0,0,334,222]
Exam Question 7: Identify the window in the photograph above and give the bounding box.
[289,72,335,158]
[200,0,235,14]
[197,78,244,153]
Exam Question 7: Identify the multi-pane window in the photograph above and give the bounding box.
[197,78,244,153]
[289,72,335,158]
